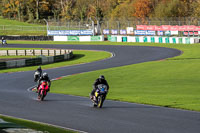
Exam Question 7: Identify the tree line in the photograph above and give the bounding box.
[0,0,200,24]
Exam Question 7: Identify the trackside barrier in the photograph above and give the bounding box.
[0,49,70,56]
[0,49,73,70]
[0,62,6,69]
[108,36,199,44]
[53,35,104,41]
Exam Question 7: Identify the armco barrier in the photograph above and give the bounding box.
[25,58,42,66]
[0,49,73,70]
[0,62,6,69]
[0,36,53,41]
[54,55,64,62]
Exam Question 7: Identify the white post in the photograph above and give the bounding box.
[44,19,49,36]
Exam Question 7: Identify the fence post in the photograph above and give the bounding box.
[117,21,120,35]
[68,21,70,30]
[128,21,130,27]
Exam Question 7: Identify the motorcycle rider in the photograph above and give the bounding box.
[36,66,42,75]
[37,72,51,92]
[34,66,42,82]
[90,75,109,100]
[1,37,6,45]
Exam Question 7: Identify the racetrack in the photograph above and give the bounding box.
[1,44,200,133]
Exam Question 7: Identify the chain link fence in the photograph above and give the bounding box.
[1,18,200,35]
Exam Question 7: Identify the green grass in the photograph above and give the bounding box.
[0,115,76,133]
[0,17,40,26]
[0,31,47,36]
[0,17,46,35]
[0,48,111,73]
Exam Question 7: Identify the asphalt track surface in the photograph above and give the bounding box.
[0,44,200,133]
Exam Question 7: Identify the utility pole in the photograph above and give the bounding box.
[36,0,39,20]
[44,19,49,36]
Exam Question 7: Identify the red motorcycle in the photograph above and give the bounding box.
[38,81,49,101]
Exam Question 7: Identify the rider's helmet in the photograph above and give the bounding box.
[43,72,48,78]
[37,66,42,71]
[99,75,105,80]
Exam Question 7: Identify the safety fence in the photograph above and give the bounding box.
[0,49,73,69]
[0,36,53,41]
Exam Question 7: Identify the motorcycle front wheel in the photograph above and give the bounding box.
[97,95,104,108]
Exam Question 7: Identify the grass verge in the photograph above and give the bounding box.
[0,115,76,133]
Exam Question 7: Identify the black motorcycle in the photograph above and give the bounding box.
[34,71,42,82]
[92,84,108,108]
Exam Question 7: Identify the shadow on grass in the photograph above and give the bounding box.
[168,58,200,60]
[68,54,85,61]
[102,105,158,109]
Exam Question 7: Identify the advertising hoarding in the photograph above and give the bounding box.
[120,29,127,35]
[157,31,164,36]
[111,29,118,35]
[134,30,146,35]
[134,30,155,35]
[48,30,93,36]
[103,29,109,35]
[126,27,134,35]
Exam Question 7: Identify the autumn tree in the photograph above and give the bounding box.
[73,0,90,21]
[151,0,196,20]
[0,1,3,15]
[133,0,153,21]
[100,0,119,20]
[110,0,134,21]
[1,0,199,24]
